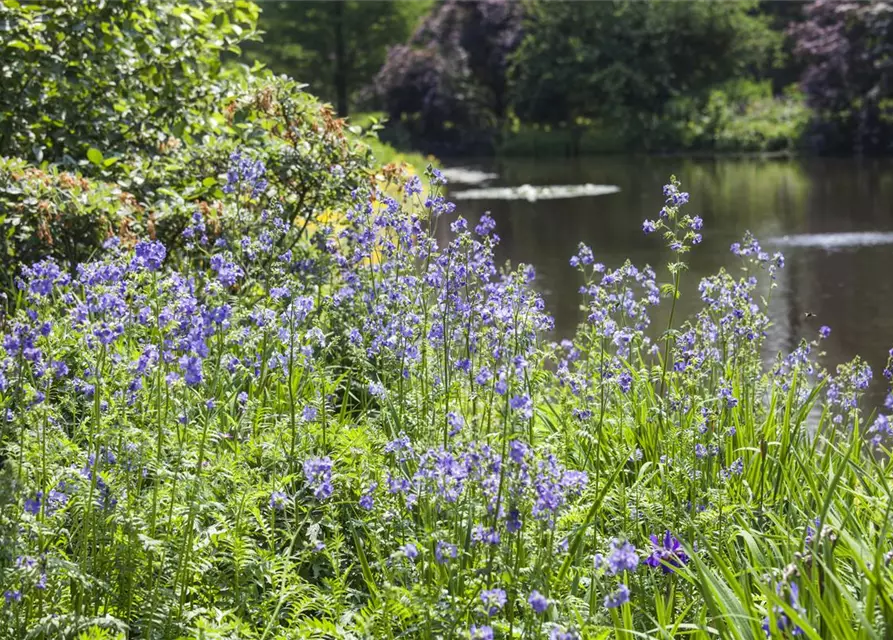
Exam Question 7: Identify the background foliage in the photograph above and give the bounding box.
[509,1,779,147]
[374,0,524,154]
[232,0,890,156]
[241,1,431,117]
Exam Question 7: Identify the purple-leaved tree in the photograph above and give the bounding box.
[374,0,522,154]
[791,0,893,154]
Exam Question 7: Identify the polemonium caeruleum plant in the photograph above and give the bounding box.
[0,159,890,639]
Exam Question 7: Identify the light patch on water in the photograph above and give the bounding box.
[768,231,893,249]
[440,167,498,185]
[451,183,621,202]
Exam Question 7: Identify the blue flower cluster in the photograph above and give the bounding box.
[0,159,888,638]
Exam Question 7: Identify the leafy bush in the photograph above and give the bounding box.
[0,71,396,281]
[709,89,809,153]
[661,81,810,153]
[0,157,148,285]
[494,82,809,156]
[1,162,891,638]
[0,0,259,165]
[508,1,779,144]
[0,1,416,284]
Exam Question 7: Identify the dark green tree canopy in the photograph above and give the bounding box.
[241,1,430,116]
[509,1,779,136]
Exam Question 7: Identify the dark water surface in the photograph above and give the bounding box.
[446,156,893,397]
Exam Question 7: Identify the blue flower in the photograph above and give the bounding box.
[21,259,69,296]
[210,254,244,287]
[24,491,42,515]
[46,488,68,516]
[505,508,522,533]
[618,371,633,393]
[368,381,386,398]
[645,531,689,573]
[359,482,377,510]
[481,587,506,616]
[472,525,500,546]
[303,457,334,500]
[402,543,418,560]
[132,240,167,272]
[643,219,657,234]
[509,440,529,464]
[475,214,496,236]
[269,491,289,511]
[447,412,464,437]
[405,175,422,197]
[223,150,267,198]
[719,386,738,408]
[528,589,549,614]
[469,625,493,640]
[606,539,639,575]
[179,355,203,386]
[604,583,630,608]
[762,582,805,637]
[510,394,533,419]
[435,540,457,564]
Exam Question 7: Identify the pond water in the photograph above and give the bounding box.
[446,156,893,399]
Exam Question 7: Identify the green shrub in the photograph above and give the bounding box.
[0,157,149,284]
[0,1,429,284]
[493,83,809,156]
[0,0,259,166]
[0,71,412,282]
[685,82,810,153]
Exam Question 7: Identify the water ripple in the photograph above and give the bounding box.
[768,231,893,249]
[451,183,621,202]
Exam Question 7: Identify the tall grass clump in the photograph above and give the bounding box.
[0,155,891,639]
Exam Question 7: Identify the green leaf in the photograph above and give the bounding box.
[86,148,104,166]
[202,176,217,187]
[6,40,30,51]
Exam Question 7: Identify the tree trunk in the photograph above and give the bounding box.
[333,1,348,117]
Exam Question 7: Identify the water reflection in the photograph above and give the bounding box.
[447,156,893,400]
